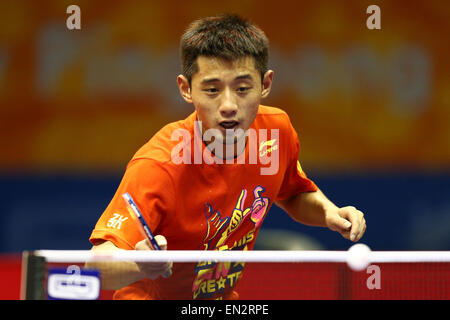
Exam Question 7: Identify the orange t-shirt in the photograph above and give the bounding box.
[89,105,318,300]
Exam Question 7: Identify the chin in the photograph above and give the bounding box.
[225,130,247,145]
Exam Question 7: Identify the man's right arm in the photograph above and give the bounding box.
[85,236,172,291]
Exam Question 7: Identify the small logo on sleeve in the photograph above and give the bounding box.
[107,213,128,230]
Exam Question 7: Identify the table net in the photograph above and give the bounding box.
[21,248,450,300]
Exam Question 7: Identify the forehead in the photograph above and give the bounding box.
[193,56,259,82]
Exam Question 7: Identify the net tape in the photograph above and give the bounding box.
[33,249,450,263]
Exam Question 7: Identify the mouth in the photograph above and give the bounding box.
[219,121,239,130]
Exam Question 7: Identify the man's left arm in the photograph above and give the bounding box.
[275,189,366,242]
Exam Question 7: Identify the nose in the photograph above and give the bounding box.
[218,88,238,118]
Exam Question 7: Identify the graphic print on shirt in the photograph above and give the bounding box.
[192,185,270,299]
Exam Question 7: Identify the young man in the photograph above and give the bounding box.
[87,14,366,300]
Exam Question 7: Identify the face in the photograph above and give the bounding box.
[178,56,273,145]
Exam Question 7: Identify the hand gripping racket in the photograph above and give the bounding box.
[121,192,161,250]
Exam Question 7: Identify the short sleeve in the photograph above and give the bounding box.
[276,119,318,201]
[89,159,175,249]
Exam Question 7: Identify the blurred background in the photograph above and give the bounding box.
[0,0,449,255]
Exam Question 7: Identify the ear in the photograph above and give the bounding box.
[177,75,193,103]
[261,70,274,98]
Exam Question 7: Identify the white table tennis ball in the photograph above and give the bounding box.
[347,243,371,271]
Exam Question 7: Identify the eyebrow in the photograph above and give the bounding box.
[200,74,254,84]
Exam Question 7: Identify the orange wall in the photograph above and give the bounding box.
[1,0,449,173]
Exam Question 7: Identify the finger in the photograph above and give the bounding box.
[135,239,152,251]
[143,268,170,280]
[345,210,362,242]
[139,262,172,279]
[135,235,172,278]
[329,215,352,232]
[340,229,351,241]
[354,216,367,242]
[154,235,172,278]
[154,235,168,250]
[350,211,365,241]
[162,263,173,278]
[139,261,172,271]
[140,264,171,276]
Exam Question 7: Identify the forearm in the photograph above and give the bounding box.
[85,242,144,290]
[276,189,338,227]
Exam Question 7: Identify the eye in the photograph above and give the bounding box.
[203,88,219,94]
[237,86,251,93]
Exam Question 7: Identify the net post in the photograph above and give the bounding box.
[20,251,46,300]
